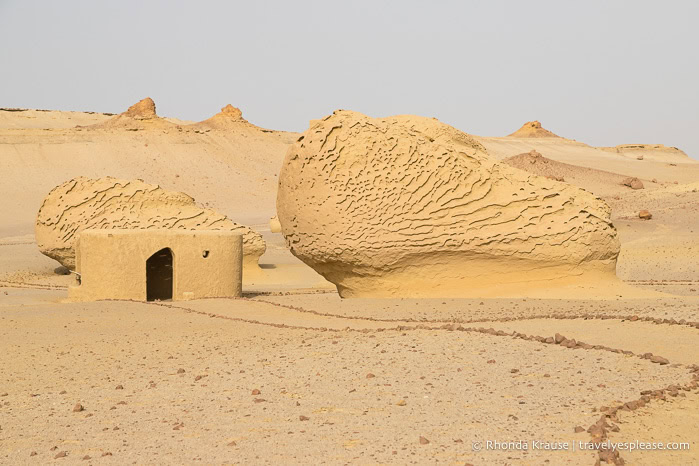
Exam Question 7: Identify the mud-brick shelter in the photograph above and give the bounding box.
[69,230,242,302]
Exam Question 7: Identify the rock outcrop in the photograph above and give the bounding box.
[196,104,251,130]
[277,111,620,297]
[87,97,175,130]
[123,97,157,119]
[508,120,561,138]
[36,177,265,273]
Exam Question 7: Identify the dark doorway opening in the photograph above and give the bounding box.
[146,248,173,301]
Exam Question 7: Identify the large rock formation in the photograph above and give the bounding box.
[277,111,620,297]
[36,177,265,274]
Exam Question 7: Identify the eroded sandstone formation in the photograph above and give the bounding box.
[277,111,620,297]
[88,97,175,130]
[508,120,561,138]
[36,177,265,273]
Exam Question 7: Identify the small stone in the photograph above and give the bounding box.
[115,385,124,390]
[366,373,375,379]
[299,415,310,421]
[487,359,496,364]
[82,455,91,460]
[650,355,669,365]
[253,398,266,403]
[101,452,112,457]
[574,426,585,433]
[419,436,430,445]
[227,441,237,446]
[59,390,67,395]
[554,333,565,344]
[177,368,185,374]
[622,177,644,190]
[639,210,652,220]
[54,451,68,459]
[510,369,519,374]
[73,403,84,412]
[251,389,261,395]
[396,399,407,406]
[30,451,37,457]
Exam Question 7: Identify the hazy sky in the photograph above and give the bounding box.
[1,1,697,158]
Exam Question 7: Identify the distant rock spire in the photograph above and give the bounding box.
[124,97,157,120]
[508,120,560,138]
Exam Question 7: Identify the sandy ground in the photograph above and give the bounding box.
[1,109,698,464]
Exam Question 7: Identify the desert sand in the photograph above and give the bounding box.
[1,105,698,465]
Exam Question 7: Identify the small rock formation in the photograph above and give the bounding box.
[36,177,265,273]
[123,97,157,120]
[508,121,561,138]
[196,104,252,130]
[87,97,174,130]
[622,177,644,190]
[269,215,282,233]
[277,110,620,298]
[639,210,653,220]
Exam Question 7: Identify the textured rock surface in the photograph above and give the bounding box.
[36,177,265,272]
[277,111,620,297]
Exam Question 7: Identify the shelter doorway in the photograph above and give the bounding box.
[146,248,173,301]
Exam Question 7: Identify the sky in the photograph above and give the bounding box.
[1,0,697,158]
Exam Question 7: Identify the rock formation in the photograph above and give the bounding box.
[123,97,157,119]
[508,120,561,138]
[196,104,251,130]
[269,215,282,233]
[87,97,175,130]
[277,111,620,297]
[622,177,644,190]
[36,177,265,273]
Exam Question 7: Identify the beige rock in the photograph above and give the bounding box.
[639,210,653,220]
[508,121,560,138]
[88,97,177,130]
[622,177,644,190]
[124,97,157,120]
[195,104,252,130]
[269,215,282,233]
[36,176,265,274]
[277,110,620,298]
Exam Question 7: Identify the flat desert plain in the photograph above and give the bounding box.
[1,105,698,465]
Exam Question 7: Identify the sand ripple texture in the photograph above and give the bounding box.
[277,111,620,297]
[35,176,265,272]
